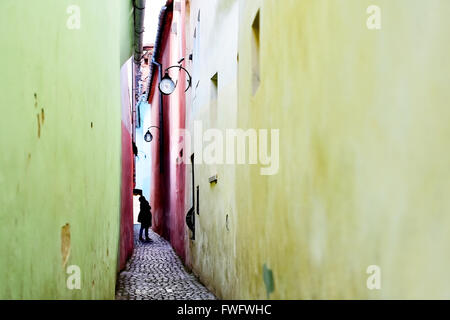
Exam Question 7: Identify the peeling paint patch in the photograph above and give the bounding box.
[36,114,41,138]
[61,223,71,268]
[36,108,45,138]
[34,94,42,138]
[263,264,274,299]
[26,153,32,170]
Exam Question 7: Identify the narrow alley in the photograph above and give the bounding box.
[116,226,215,300]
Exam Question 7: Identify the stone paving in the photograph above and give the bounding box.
[115,225,216,300]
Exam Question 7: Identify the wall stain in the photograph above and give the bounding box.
[263,264,275,299]
[36,114,41,138]
[61,223,71,268]
[26,153,32,168]
[34,94,44,137]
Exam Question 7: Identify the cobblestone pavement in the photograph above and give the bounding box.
[116,225,216,300]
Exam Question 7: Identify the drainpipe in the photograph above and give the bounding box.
[148,4,170,174]
[152,60,164,174]
[133,0,146,185]
[134,0,146,66]
[134,0,147,106]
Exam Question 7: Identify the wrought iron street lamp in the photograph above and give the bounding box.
[144,126,160,143]
[158,64,192,95]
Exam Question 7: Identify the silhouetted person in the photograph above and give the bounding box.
[138,196,152,242]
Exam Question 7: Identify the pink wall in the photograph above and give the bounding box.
[118,62,134,271]
[149,1,188,263]
[149,79,164,237]
[119,123,134,271]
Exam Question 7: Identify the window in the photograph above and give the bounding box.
[196,186,199,215]
[192,11,201,99]
[251,10,261,96]
[210,73,218,125]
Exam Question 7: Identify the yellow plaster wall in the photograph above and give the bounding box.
[236,0,450,299]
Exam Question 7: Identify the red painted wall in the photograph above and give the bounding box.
[149,2,188,263]
[119,123,134,271]
[118,62,134,271]
[149,81,164,237]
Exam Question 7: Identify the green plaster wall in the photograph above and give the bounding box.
[0,0,134,299]
[235,0,450,299]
